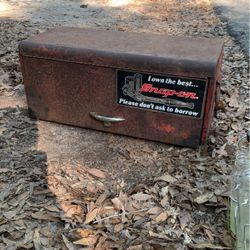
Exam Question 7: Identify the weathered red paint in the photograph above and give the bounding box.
[19,27,223,148]
[159,124,176,133]
[201,51,224,144]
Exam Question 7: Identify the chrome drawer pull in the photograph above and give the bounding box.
[90,112,125,127]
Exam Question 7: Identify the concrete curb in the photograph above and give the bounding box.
[212,0,249,59]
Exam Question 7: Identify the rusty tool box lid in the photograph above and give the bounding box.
[19,27,223,78]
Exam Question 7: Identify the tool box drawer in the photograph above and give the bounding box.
[19,27,223,148]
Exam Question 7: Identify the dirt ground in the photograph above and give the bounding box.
[0,0,249,249]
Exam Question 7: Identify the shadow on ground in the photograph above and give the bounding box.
[0,108,62,249]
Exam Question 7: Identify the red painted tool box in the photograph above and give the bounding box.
[19,27,223,148]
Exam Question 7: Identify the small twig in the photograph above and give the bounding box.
[93,207,150,224]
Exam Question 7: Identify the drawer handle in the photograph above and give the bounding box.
[90,112,125,127]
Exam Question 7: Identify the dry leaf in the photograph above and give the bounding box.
[131,192,153,201]
[147,206,162,215]
[60,202,83,217]
[44,205,60,213]
[33,228,42,250]
[3,207,23,220]
[0,218,7,225]
[221,230,235,247]
[0,167,11,173]
[84,207,104,224]
[179,211,193,230]
[87,182,98,193]
[8,191,30,207]
[95,191,109,206]
[160,196,168,207]
[112,197,126,222]
[149,231,174,241]
[111,197,125,211]
[188,243,231,249]
[95,236,107,250]
[75,228,95,238]
[114,223,124,233]
[3,192,29,219]
[155,212,168,222]
[127,245,143,250]
[194,192,214,204]
[31,211,60,222]
[62,234,75,250]
[73,235,97,246]
[86,168,106,178]
[215,143,228,158]
[0,127,6,136]
[155,174,177,183]
[2,235,34,249]
[203,228,214,242]
[228,95,239,108]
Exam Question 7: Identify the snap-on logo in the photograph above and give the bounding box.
[117,71,207,118]
[139,83,198,99]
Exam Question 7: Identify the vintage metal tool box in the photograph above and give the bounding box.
[19,27,223,148]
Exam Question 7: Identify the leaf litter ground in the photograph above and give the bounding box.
[0,0,249,249]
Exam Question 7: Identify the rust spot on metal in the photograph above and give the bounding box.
[180,131,191,140]
[159,124,176,133]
